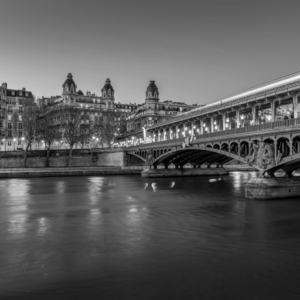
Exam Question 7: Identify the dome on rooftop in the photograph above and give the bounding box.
[101,78,114,98]
[146,80,159,100]
[62,73,77,93]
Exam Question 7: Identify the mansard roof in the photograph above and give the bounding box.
[6,89,33,98]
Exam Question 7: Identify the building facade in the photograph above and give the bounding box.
[0,83,35,151]
[36,73,136,150]
[37,73,131,135]
[115,81,198,147]
[126,80,197,132]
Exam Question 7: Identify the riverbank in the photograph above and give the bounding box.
[0,167,141,178]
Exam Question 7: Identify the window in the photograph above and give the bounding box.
[25,92,28,97]
[11,91,15,96]
[8,140,11,146]
[19,91,22,96]
[18,123,22,130]
[19,107,23,112]
[18,140,21,145]
[18,131,22,137]
[8,123,12,129]
[8,131,12,137]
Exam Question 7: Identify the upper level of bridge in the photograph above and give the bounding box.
[115,71,300,147]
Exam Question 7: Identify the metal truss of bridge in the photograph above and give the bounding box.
[118,72,300,178]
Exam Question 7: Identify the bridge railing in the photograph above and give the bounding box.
[193,117,300,140]
[125,117,300,150]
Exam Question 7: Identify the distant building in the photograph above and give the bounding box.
[126,80,197,132]
[38,74,116,112]
[36,73,135,149]
[37,74,132,134]
[0,83,35,151]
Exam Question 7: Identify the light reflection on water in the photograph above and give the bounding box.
[1,172,300,299]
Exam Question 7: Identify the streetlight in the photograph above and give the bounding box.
[13,138,16,151]
[21,137,25,150]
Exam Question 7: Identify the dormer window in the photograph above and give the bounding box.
[11,91,15,96]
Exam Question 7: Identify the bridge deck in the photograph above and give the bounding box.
[125,117,300,150]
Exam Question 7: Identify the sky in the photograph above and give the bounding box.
[1,0,300,105]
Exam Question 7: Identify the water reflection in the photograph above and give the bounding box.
[55,180,65,194]
[1,173,300,299]
[37,217,49,236]
[7,214,28,235]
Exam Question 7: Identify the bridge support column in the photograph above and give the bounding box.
[293,94,299,119]
[210,117,214,132]
[222,113,226,131]
[252,106,256,125]
[271,100,276,122]
[245,177,300,200]
[200,119,204,134]
[191,121,195,136]
[236,110,240,128]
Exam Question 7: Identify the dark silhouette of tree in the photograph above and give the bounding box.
[37,107,61,167]
[11,111,19,141]
[100,112,120,149]
[59,106,88,167]
[22,102,37,167]
[119,115,127,134]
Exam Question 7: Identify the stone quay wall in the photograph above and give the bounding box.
[0,149,127,168]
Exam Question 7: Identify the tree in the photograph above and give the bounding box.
[11,111,19,140]
[22,102,38,167]
[100,112,119,149]
[119,115,127,134]
[78,115,92,149]
[59,106,87,167]
[37,108,61,167]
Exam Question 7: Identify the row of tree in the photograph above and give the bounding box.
[20,103,126,167]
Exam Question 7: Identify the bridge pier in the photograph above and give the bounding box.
[245,177,300,200]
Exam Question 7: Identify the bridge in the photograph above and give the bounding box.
[116,72,300,199]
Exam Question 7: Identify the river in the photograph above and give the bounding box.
[1,172,300,299]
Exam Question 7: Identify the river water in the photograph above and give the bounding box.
[1,172,300,299]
